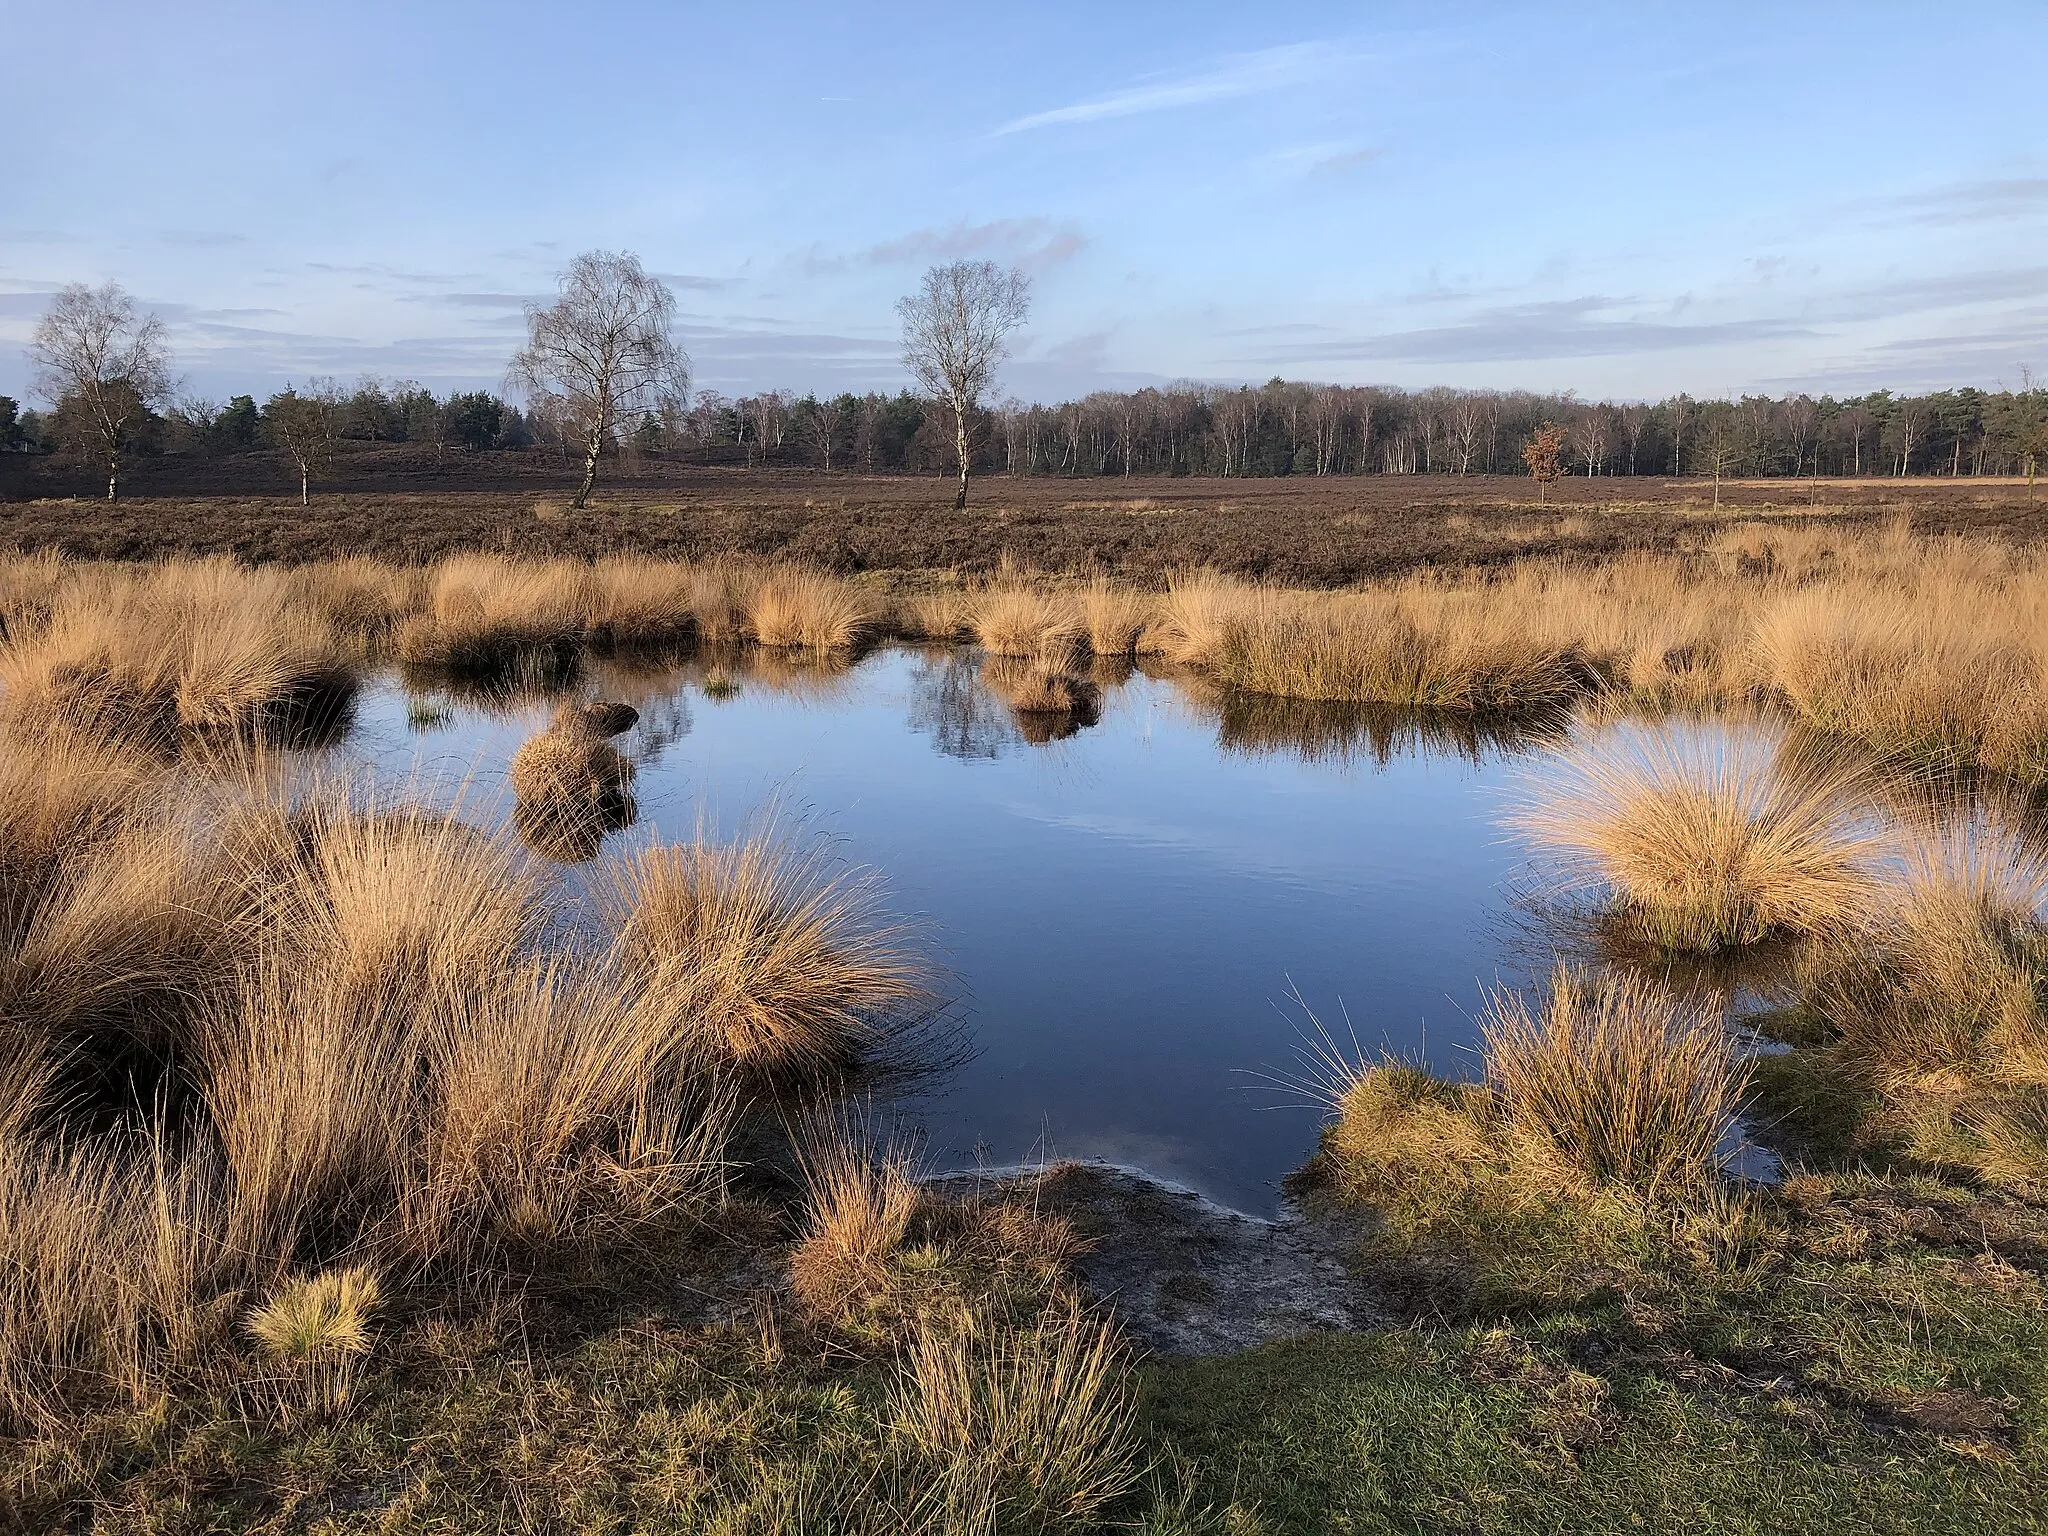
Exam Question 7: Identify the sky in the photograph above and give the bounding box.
[3,0,2045,406]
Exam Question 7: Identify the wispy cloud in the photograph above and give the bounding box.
[799,217,1088,276]
[1263,142,1383,180]
[993,42,1336,135]
[1247,298,1815,366]
[1855,177,2048,228]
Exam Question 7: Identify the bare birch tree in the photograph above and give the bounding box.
[896,261,1030,508]
[264,380,345,505]
[510,251,690,509]
[28,282,174,501]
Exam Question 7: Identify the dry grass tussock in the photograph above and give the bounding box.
[509,724,635,807]
[603,833,923,1075]
[746,567,877,651]
[1780,790,2048,1184]
[969,584,1084,661]
[787,1134,1083,1340]
[0,559,359,745]
[1319,968,1749,1293]
[0,764,953,1426]
[890,1300,1139,1532]
[1511,717,1879,951]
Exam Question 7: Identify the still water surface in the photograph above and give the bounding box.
[338,648,1559,1215]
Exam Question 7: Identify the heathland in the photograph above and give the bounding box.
[5,486,2048,1532]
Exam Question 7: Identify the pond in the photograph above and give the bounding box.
[332,646,1598,1215]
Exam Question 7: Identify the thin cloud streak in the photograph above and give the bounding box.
[993,42,1336,135]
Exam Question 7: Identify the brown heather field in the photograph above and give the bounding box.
[3,443,2045,578]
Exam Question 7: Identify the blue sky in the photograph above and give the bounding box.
[3,0,2044,404]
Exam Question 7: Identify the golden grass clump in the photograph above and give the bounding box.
[787,1136,1083,1340]
[889,1301,1140,1531]
[0,727,160,932]
[1213,582,1586,711]
[582,556,696,644]
[1512,719,1878,951]
[747,568,875,651]
[897,587,974,643]
[0,814,242,1054]
[415,961,732,1255]
[788,1136,923,1326]
[1155,569,1257,668]
[394,554,593,671]
[0,561,358,745]
[1079,577,1159,657]
[1780,794,2048,1184]
[509,726,635,807]
[1319,970,1746,1295]
[603,834,921,1075]
[1481,969,1744,1198]
[245,1265,380,1360]
[0,1133,241,1429]
[969,584,1084,661]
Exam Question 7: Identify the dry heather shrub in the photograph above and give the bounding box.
[1513,719,1877,951]
[970,585,1084,661]
[604,835,920,1074]
[1079,578,1158,657]
[509,727,635,807]
[553,698,639,738]
[748,568,875,651]
[890,1302,1140,1531]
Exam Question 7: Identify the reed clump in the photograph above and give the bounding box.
[1512,720,1879,951]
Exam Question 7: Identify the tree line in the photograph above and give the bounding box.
[10,271,2047,503]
